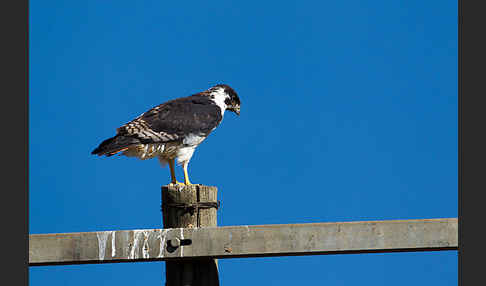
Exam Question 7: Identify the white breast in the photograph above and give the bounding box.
[176,146,197,165]
[175,133,206,165]
[183,133,206,146]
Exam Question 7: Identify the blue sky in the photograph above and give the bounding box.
[29,1,457,285]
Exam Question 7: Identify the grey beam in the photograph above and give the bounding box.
[29,218,458,266]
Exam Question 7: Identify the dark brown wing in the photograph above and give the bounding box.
[117,95,223,144]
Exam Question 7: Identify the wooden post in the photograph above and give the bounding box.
[161,184,219,286]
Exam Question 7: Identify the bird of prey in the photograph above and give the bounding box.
[91,84,240,185]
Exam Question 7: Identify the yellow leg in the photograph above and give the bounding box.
[168,159,183,185]
[183,162,192,185]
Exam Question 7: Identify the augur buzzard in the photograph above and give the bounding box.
[91,84,241,185]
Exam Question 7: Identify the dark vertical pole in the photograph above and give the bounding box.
[162,184,219,286]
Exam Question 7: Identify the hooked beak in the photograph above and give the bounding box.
[229,106,240,116]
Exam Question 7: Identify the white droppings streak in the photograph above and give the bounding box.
[180,228,184,257]
[129,231,144,259]
[111,231,116,257]
[96,231,110,260]
[158,229,169,258]
[142,231,150,258]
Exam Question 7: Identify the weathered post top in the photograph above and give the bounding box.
[161,184,218,229]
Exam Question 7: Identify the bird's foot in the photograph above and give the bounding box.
[170,181,185,186]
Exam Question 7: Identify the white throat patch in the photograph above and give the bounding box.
[209,88,228,115]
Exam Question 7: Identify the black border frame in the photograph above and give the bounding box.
[3,0,28,285]
[458,0,484,285]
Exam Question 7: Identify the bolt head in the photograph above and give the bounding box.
[169,238,180,248]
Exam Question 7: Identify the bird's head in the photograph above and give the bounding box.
[209,84,241,116]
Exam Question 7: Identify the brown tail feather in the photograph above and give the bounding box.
[91,135,140,157]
